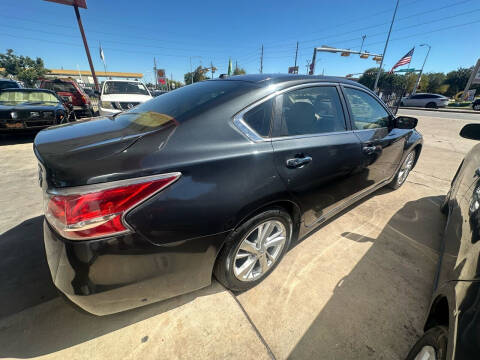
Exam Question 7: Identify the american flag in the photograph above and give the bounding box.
[389,48,414,73]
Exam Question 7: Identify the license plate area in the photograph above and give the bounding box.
[5,122,24,129]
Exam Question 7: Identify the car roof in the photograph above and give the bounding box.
[103,79,142,82]
[213,73,368,89]
[0,78,17,82]
[0,88,57,94]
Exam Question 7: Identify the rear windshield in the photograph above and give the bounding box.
[43,81,77,93]
[115,80,254,127]
[103,81,149,95]
[0,91,59,105]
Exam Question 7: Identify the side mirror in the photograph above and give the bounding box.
[460,124,480,140]
[395,116,418,129]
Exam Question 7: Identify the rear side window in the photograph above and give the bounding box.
[125,80,254,126]
[0,81,19,90]
[242,99,273,137]
[278,86,346,136]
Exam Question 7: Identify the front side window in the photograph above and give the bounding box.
[343,87,390,129]
[278,86,346,136]
[242,98,273,137]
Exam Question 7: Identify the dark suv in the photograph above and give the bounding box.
[40,78,93,118]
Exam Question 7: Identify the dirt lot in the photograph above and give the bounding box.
[0,110,479,360]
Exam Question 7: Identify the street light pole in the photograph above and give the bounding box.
[373,0,400,93]
[412,43,431,94]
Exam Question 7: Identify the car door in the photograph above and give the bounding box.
[271,84,368,227]
[406,94,422,107]
[342,85,406,186]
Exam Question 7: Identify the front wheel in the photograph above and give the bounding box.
[214,208,292,291]
[474,103,480,111]
[426,102,437,109]
[389,150,416,189]
[406,326,448,360]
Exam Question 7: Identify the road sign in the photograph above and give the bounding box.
[157,69,165,78]
[288,66,298,74]
[395,68,416,73]
[44,0,87,8]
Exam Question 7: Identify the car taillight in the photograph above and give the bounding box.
[44,173,180,240]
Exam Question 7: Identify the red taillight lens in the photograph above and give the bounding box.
[45,174,180,240]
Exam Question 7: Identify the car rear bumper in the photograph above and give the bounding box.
[43,220,226,315]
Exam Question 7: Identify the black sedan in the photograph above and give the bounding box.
[0,88,71,131]
[34,74,423,315]
[407,124,480,360]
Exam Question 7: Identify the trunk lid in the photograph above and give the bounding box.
[34,112,177,188]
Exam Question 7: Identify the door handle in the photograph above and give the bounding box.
[286,156,312,168]
[362,145,377,155]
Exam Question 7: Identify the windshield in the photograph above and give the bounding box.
[103,81,149,95]
[0,91,59,105]
[114,80,254,129]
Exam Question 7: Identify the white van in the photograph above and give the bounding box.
[99,80,152,116]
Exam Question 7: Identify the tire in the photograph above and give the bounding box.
[405,326,448,360]
[474,103,480,111]
[426,102,437,109]
[400,101,404,107]
[389,149,416,189]
[214,208,292,292]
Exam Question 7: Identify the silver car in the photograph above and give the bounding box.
[400,93,449,108]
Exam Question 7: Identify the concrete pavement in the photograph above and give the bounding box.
[0,111,476,359]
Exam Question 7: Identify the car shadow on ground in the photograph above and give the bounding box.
[287,194,446,359]
[0,132,37,146]
[0,216,58,318]
[0,216,224,359]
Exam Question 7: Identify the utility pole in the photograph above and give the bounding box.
[211,61,214,79]
[73,4,99,92]
[294,41,299,73]
[412,43,431,94]
[360,35,366,53]
[189,57,193,84]
[373,0,400,93]
[260,44,264,74]
[309,48,317,75]
[305,60,311,75]
[153,57,158,90]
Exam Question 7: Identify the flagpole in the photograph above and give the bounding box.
[373,0,400,93]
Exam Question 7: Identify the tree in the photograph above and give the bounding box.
[0,49,48,86]
[233,67,246,75]
[167,79,183,90]
[424,72,446,93]
[184,66,209,84]
[358,67,406,95]
[445,67,472,97]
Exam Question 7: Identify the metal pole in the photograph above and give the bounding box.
[309,48,317,75]
[412,44,430,94]
[360,35,366,53]
[154,57,158,90]
[260,45,264,74]
[73,5,99,92]
[373,0,400,93]
[294,41,299,73]
[190,57,193,84]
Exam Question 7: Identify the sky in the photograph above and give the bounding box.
[1,0,479,84]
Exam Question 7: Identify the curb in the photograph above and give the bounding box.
[399,107,478,114]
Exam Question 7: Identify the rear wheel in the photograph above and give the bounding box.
[473,103,480,111]
[214,208,292,291]
[426,102,437,109]
[389,150,416,189]
[406,326,448,360]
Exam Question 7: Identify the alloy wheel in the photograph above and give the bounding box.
[397,151,415,185]
[233,220,286,282]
